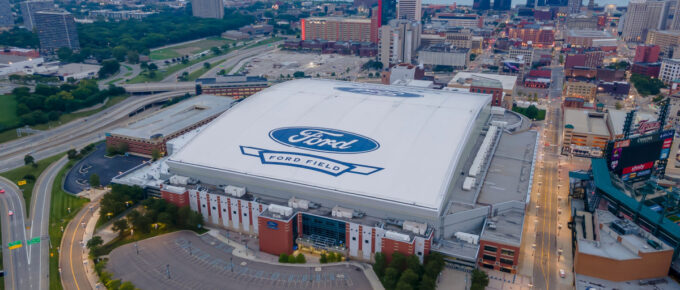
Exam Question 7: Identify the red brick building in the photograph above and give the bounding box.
[477,206,524,273]
[632,62,661,78]
[470,78,504,107]
[634,45,660,63]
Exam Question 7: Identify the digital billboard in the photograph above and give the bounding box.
[607,130,674,182]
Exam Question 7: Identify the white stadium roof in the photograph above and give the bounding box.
[169,79,490,212]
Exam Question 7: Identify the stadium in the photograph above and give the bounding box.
[117,79,537,270]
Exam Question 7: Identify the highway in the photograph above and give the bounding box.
[0,90,191,173]
[0,177,30,290]
[60,202,97,290]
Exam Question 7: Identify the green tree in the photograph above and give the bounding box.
[418,275,436,290]
[320,253,327,263]
[112,46,128,62]
[293,71,305,78]
[615,102,623,109]
[119,281,135,290]
[106,279,122,290]
[396,281,414,290]
[151,149,161,161]
[86,236,104,249]
[203,62,211,69]
[296,253,306,263]
[89,173,100,188]
[279,253,288,263]
[112,219,128,237]
[471,269,489,290]
[373,252,387,277]
[405,255,422,276]
[525,105,539,119]
[382,267,400,290]
[127,50,140,64]
[389,252,408,272]
[211,47,221,55]
[558,54,564,64]
[24,154,34,166]
[99,60,121,78]
[67,149,78,160]
[398,269,419,288]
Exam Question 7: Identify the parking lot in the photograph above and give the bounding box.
[64,143,148,193]
[240,51,368,81]
[107,231,373,290]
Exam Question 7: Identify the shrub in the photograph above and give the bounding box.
[279,253,288,263]
[296,253,306,263]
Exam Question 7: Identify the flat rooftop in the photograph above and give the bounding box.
[169,79,491,212]
[607,109,657,136]
[567,29,614,38]
[577,210,673,260]
[57,63,101,75]
[108,94,235,141]
[305,17,371,23]
[480,204,525,247]
[564,109,611,137]
[448,72,517,92]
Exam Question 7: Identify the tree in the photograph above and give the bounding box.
[615,102,623,109]
[24,154,34,166]
[382,268,400,290]
[398,269,419,288]
[296,253,306,263]
[405,255,423,276]
[106,279,122,290]
[373,252,387,277]
[525,105,539,119]
[471,269,489,290]
[151,149,161,161]
[148,63,158,71]
[320,253,328,263]
[558,54,564,64]
[211,47,221,55]
[127,50,140,64]
[389,253,408,272]
[112,46,128,62]
[67,149,78,160]
[119,281,135,290]
[395,282,414,290]
[112,219,129,237]
[89,174,101,188]
[293,71,305,78]
[203,62,211,69]
[418,275,436,290]
[86,236,104,249]
[279,253,288,263]
[57,47,74,61]
[99,60,120,79]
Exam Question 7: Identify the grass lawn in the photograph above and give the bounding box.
[187,58,228,81]
[0,153,63,215]
[149,37,233,61]
[48,159,88,290]
[0,95,128,145]
[245,37,283,49]
[512,106,547,121]
[122,64,132,71]
[0,94,19,129]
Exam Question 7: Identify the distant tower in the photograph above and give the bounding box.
[473,0,490,11]
[34,10,80,53]
[191,0,224,19]
[587,0,594,10]
[0,0,12,28]
[397,0,421,21]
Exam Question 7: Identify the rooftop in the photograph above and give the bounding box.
[567,29,614,38]
[0,55,31,65]
[480,203,526,247]
[607,109,657,136]
[305,17,371,23]
[169,79,491,212]
[448,72,517,92]
[108,95,235,141]
[563,108,611,137]
[56,63,101,76]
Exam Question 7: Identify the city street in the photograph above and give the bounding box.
[60,202,97,290]
[0,176,30,290]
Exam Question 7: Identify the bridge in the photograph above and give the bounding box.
[122,82,196,94]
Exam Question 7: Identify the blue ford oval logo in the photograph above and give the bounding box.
[269,127,380,154]
[334,87,422,98]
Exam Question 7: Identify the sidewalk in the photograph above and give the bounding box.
[205,227,384,290]
[81,204,102,289]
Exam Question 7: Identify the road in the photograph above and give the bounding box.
[161,39,282,83]
[0,177,30,290]
[0,90,190,172]
[60,202,96,290]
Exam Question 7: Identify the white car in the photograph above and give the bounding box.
[560,269,566,278]
[8,210,13,216]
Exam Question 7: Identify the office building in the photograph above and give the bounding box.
[418,44,469,68]
[493,0,511,11]
[565,79,598,101]
[473,0,490,10]
[568,0,581,13]
[378,19,420,68]
[660,58,680,83]
[431,13,482,28]
[622,0,672,42]
[302,16,379,44]
[0,0,12,27]
[632,62,661,78]
[20,0,53,31]
[88,9,155,20]
[646,30,680,55]
[469,78,504,107]
[507,26,555,46]
[634,45,661,63]
[191,0,224,19]
[381,0,397,25]
[562,109,612,154]
[566,30,615,47]
[34,10,79,53]
[566,14,598,30]
[397,0,420,21]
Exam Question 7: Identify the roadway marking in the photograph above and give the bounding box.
[69,206,90,290]
[1,194,17,290]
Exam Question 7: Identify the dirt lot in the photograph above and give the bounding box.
[240,50,369,81]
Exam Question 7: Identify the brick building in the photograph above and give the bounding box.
[196,75,268,100]
[632,62,661,78]
[301,15,379,44]
[634,45,661,63]
[470,78,503,106]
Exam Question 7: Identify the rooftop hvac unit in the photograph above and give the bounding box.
[163,185,185,194]
[487,221,497,230]
[403,221,428,235]
[463,177,476,191]
[288,197,310,209]
[225,185,246,198]
[454,232,479,245]
[169,175,190,185]
[268,204,293,216]
[385,231,411,243]
[469,126,498,177]
[332,206,354,219]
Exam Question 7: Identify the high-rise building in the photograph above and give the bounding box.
[0,0,12,27]
[191,0,224,19]
[568,0,581,13]
[587,0,594,10]
[660,58,680,83]
[301,16,379,43]
[473,0,490,11]
[646,30,680,55]
[493,0,511,11]
[20,1,53,31]
[379,19,421,68]
[622,0,671,42]
[634,44,661,62]
[380,0,396,25]
[34,10,79,53]
[397,0,421,21]
[526,0,546,8]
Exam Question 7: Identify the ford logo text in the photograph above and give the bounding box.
[269,127,380,154]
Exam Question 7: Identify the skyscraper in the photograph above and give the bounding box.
[622,0,671,42]
[378,19,421,68]
[568,0,581,13]
[191,0,224,19]
[0,0,12,28]
[397,0,421,21]
[34,10,79,53]
[493,0,511,10]
[380,0,397,25]
[473,0,490,10]
[20,0,54,31]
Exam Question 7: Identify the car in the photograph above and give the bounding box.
[8,210,13,216]
[0,189,4,194]
[560,269,566,278]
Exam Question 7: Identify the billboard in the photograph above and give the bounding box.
[608,129,674,182]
